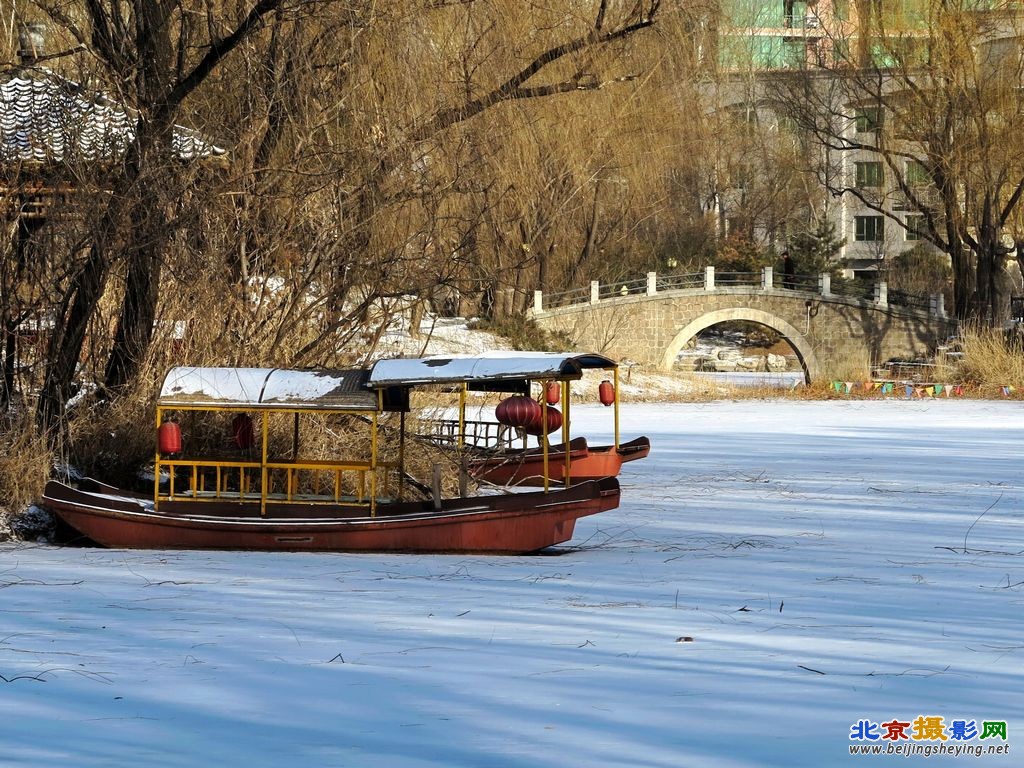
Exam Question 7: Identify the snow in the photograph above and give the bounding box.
[367,351,615,387]
[376,316,514,358]
[2,400,1022,767]
[158,367,377,410]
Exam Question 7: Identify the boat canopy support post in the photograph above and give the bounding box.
[562,379,571,488]
[540,383,549,493]
[431,463,442,510]
[154,407,162,511]
[260,411,269,518]
[370,407,379,516]
[398,410,406,500]
[458,384,466,449]
[614,366,620,450]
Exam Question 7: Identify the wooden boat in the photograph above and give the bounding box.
[42,476,619,554]
[40,365,622,553]
[367,352,650,487]
[465,436,651,486]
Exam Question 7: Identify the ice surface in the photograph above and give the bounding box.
[2,401,1021,767]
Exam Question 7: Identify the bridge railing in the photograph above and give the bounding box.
[888,289,932,312]
[530,267,945,319]
[541,285,591,310]
[714,271,760,287]
[656,272,704,291]
[782,274,819,292]
[831,280,877,303]
[599,277,648,300]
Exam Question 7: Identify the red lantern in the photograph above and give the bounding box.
[545,381,560,405]
[598,379,615,406]
[496,395,541,428]
[158,421,182,456]
[232,413,255,449]
[524,406,563,435]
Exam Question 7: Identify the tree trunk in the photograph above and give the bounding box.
[103,113,176,392]
[103,246,163,392]
[37,245,109,433]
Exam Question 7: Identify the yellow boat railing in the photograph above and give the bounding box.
[154,402,393,516]
[157,458,397,506]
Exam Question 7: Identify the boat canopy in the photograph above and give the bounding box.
[366,351,617,390]
[158,367,380,411]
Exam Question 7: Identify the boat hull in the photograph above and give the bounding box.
[470,436,650,486]
[41,478,620,554]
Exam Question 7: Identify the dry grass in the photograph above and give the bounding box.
[954,326,1024,390]
[0,412,54,531]
[65,372,163,489]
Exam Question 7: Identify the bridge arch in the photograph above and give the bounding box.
[661,307,821,383]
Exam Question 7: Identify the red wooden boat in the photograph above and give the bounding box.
[467,436,651,486]
[368,351,650,488]
[40,364,624,553]
[42,476,620,554]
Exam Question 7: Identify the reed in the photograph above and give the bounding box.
[0,412,53,531]
[954,326,1024,390]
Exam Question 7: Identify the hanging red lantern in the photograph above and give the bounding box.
[524,406,562,435]
[495,395,541,428]
[545,381,560,405]
[598,379,615,407]
[232,413,255,449]
[158,421,182,456]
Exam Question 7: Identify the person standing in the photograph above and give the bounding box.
[782,251,796,289]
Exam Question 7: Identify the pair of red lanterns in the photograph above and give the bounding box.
[158,414,256,456]
[494,379,615,436]
[543,380,616,407]
[495,396,561,435]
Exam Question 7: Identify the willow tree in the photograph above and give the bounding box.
[17,1,672,434]
[772,0,1024,323]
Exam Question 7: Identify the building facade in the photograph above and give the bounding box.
[714,1,1023,278]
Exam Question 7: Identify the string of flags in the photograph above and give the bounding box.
[829,381,1017,398]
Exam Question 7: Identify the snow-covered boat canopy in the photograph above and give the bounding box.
[366,351,617,392]
[158,367,381,411]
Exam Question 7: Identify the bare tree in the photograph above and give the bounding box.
[772,2,1024,323]
[7,1,683,437]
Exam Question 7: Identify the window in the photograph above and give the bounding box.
[783,39,808,67]
[855,216,884,242]
[834,38,851,63]
[905,160,929,186]
[905,215,925,240]
[855,107,882,133]
[856,161,884,188]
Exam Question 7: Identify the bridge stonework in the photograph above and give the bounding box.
[530,283,956,382]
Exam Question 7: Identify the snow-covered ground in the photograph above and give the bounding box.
[2,401,1022,767]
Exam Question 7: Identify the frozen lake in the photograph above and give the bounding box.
[1,401,1021,767]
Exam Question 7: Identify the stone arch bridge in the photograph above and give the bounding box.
[528,268,956,382]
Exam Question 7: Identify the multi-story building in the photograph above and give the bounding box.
[713,1,1018,278]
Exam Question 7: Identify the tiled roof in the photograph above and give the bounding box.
[0,70,225,164]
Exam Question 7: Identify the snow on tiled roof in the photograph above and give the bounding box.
[0,71,225,164]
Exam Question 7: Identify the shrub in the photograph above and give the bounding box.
[0,413,53,537]
[955,326,1024,389]
[712,233,774,273]
[468,316,572,351]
